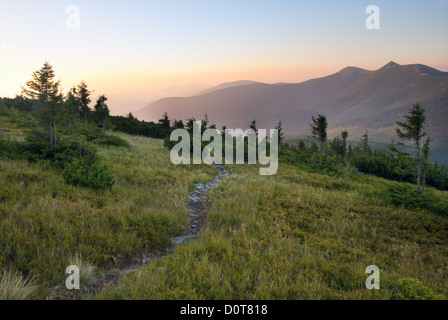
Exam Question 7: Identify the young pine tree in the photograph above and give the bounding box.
[94,95,110,137]
[396,103,427,193]
[21,61,62,145]
[159,112,171,129]
[309,114,327,155]
[248,119,257,135]
[275,119,284,146]
[201,113,209,132]
[173,119,185,129]
[77,81,92,129]
[185,117,196,132]
[360,130,370,154]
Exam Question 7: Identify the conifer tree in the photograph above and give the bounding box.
[360,130,370,154]
[77,81,91,129]
[309,114,327,155]
[275,119,284,146]
[159,112,171,128]
[94,95,110,136]
[396,103,427,193]
[21,61,62,145]
[248,119,257,133]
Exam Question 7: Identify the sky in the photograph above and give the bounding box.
[0,0,447,114]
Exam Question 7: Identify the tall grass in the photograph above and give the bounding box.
[98,163,448,300]
[0,133,216,297]
[0,270,36,300]
[68,254,98,286]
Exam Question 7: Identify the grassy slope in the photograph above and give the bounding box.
[0,133,216,298]
[98,163,448,300]
[1,122,447,299]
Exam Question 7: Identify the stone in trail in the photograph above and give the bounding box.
[172,236,190,245]
[196,183,205,190]
[189,196,201,203]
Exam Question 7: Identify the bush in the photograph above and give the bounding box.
[68,254,98,286]
[349,152,448,191]
[23,130,97,168]
[391,278,445,300]
[370,184,448,216]
[93,134,130,147]
[63,158,114,190]
[0,137,27,160]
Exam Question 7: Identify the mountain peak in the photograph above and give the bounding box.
[337,66,369,76]
[383,61,400,68]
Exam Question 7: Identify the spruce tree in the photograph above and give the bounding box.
[77,81,91,129]
[360,130,370,154]
[396,103,427,193]
[309,114,327,155]
[275,119,284,146]
[21,61,62,145]
[159,112,171,128]
[94,95,110,136]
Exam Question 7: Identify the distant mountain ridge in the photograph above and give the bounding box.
[197,80,262,96]
[134,62,448,163]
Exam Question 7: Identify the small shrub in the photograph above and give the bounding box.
[373,185,448,216]
[63,158,114,190]
[93,134,130,147]
[391,278,445,300]
[0,137,27,160]
[68,254,98,286]
[23,131,98,168]
[0,270,37,300]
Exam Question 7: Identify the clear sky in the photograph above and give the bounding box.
[1,0,447,114]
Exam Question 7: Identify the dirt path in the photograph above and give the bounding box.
[128,163,229,265]
[65,164,229,299]
[171,163,229,246]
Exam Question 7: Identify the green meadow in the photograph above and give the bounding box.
[98,139,447,300]
[1,117,447,299]
[0,128,215,298]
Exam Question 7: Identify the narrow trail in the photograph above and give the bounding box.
[133,163,229,266]
[69,164,229,299]
[172,163,229,246]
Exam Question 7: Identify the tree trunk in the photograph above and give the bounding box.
[49,121,53,145]
[84,107,88,129]
[422,164,426,194]
[53,118,57,145]
[416,141,421,193]
[103,119,106,137]
[78,135,82,158]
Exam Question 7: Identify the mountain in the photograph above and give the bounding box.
[196,80,263,96]
[134,62,448,163]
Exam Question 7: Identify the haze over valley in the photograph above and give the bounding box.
[134,61,448,163]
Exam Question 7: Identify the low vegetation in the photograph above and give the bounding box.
[98,164,447,300]
[0,133,215,298]
[0,270,37,300]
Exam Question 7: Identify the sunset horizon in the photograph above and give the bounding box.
[1,0,447,115]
